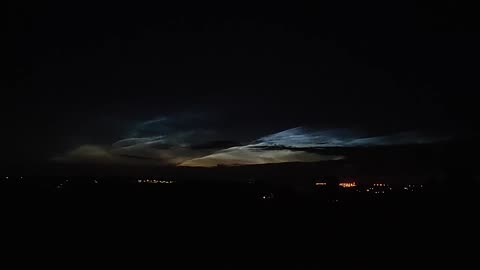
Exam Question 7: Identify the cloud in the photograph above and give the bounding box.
[53,145,115,162]
[52,144,168,166]
[178,127,449,167]
[189,140,241,150]
[180,146,343,167]
[129,114,215,145]
[112,136,166,148]
[255,127,448,148]
[255,127,353,148]
[54,115,450,167]
[51,116,221,165]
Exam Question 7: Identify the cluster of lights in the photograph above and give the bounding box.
[366,188,386,194]
[313,179,425,193]
[137,179,175,184]
[339,182,357,188]
[3,176,23,180]
[403,184,423,191]
[261,192,274,200]
[56,179,69,189]
[373,183,388,187]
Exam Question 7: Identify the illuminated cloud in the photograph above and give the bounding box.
[179,127,448,167]
[52,144,167,166]
[180,146,343,167]
[54,116,449,167]
[54,115,222,165]
[54,145,115,162]
[112,136,166,148]
[255,127,448,148]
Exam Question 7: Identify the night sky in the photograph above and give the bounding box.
[7,1,480,170]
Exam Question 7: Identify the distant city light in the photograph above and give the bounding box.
[339,182,357,188]
[315,182,327,186]
[373,183,387,187]
[137,179,175,184]
[261,192,274,200]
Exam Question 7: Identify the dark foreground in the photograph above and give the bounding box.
[1,180,478,268]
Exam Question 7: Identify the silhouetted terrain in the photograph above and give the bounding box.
[1,171,478,267]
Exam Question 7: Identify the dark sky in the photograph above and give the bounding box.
[7,1,480,168]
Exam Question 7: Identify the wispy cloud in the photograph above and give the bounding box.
[52,144,169,166]
[255,127,448,148]
[179,127,448,167]
[53,116,449,167]
[179,146,343,167]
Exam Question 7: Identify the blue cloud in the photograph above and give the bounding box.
[255,127,448,148]
[55,116,450,167]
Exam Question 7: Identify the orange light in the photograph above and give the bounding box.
[339,182,357,188]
